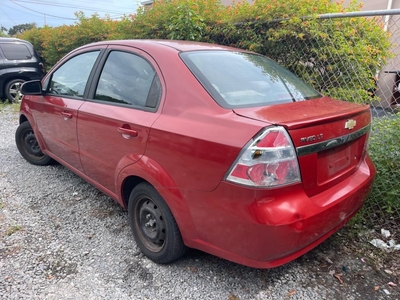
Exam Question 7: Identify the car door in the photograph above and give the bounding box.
[0,48,5,85]
[33,50,102,172]
[77,47,163,194]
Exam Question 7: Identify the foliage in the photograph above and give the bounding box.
[7,23,36,36]
[211,0,393,104]
[0,26,8,37]
[17,0,392,93]
[132,0,223,40]
[20,12,133,69]
[367,114,400,215]
[0,102,20,113]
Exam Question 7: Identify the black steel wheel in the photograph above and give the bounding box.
[128,182,187,263]
[5,79,25,103]
[15,122,53,165]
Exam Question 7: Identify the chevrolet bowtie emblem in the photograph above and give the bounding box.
[345,119,356,130]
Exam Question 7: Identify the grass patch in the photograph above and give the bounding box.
[366,114,400,222]
[0,101,8,112]
[6,225,21,236]
[0,101,20,113]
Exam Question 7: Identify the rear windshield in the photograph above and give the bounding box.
[180,51,321,108]
[0,43,33,60]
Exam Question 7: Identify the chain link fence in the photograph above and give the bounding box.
[276,10,400,228]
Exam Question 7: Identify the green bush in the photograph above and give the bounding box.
[19,13,134,68]
[18,0,392,95]
[211,0,392,104]
[131,0,223,40]
[368,114,400,215]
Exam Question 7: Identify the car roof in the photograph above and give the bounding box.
[85,39,244,53]
[0,37,28,42]
[0,37,34,46]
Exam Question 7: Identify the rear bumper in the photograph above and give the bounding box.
[181,155,375,268]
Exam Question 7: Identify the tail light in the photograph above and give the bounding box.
[226,126,301,187]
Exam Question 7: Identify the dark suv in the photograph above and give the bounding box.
[0,37,45,102]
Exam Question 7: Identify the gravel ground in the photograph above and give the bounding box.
[1,104,399,300]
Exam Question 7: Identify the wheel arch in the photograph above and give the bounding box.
[118,157,197,244]
[19,113,29,125]
[121,175,146,208]
[18,111,48,154]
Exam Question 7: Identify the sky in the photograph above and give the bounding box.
[0,0,140,31]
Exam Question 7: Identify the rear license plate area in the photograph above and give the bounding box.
[317,139,360,185]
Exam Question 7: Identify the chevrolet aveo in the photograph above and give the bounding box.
[16,40,375,268]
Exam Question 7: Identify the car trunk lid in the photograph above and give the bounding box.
[233,97,372,199]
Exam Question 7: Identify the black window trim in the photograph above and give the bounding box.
[86,47,162,113]
[43,49,106,100]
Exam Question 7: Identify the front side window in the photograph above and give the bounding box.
[48,51,100,98]
[180,51,321,108]
[1,43,32,60]
[94,51,161,108]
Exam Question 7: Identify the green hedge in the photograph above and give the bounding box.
[368,114,400,215]
[19,0,392,105]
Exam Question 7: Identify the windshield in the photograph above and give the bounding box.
[180,51,321,108]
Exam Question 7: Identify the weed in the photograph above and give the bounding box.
[0,102,20,113]
[366,113,400,225]
[6,225,21,236]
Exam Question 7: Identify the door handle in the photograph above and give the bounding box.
[117,127,138,138]
[61,111,73,120]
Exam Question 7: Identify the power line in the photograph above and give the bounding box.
[2,0,139,28]
[0,6,18,26]
[11,0,77,20]
[12,0,136,15]
[3,2,44,20]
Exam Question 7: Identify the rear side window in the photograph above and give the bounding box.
[94,51,161,109]
[0,43,32,60]
[180,51,321,108]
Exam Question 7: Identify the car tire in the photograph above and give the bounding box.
[128,182,187,264]
[15,122,54,166]
[5,79,25,103]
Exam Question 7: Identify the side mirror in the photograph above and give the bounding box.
[21,80,43,95]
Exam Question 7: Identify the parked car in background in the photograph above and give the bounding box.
[0,37,45,102]
[15,40,375,268]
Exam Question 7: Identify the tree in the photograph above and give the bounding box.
[8,23,36,36]
[1,26,8,36]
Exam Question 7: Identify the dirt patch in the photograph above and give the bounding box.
[300,225,400,299]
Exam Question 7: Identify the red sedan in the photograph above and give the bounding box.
[16,40,375,268]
